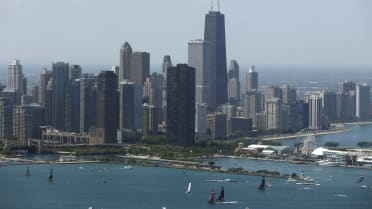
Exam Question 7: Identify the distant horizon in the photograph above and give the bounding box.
[1,0,371,67]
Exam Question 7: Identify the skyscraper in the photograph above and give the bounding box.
[162,55,172,125]
[39,68,52,106]
[14,104,44,144]
[281,85,296,104]
[69,65,82,80]
[119,42,132,82]
[93,71,118,144]
[131,52,150,85]
[338,80,356,93]
[8,60,25,104]
[356,84,370,120]
[246,65,258,91]
[188,39,210,105]
[228,60,240,104]
[64,79,80,133]
[142,103,158,136]
[0,97,13,140]
[51,62,69,130]
[321,91,337,122]
[204,9,228,109]
[266,98,282,131]
[80,74,97,133]
[162,55,172,86]
[307,95,323,130]
[119,81,143,130]
[167,64,195,145]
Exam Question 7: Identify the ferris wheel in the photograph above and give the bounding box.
[295,128,319,157]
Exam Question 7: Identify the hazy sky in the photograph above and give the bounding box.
[1,0,371,68]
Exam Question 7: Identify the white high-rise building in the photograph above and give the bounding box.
[308,95,323,130]
[356,83,370,120]
[188,39,210,105]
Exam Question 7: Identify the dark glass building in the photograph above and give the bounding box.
[51,62,69,130]
[204,10,228,110]
[166,64,195,145]
[92,71,118,144]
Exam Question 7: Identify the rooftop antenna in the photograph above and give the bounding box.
[217,0,220,11]
[210,0,214,11]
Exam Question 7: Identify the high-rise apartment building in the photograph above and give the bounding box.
[195,103,208,138]
[79,74,96,133]
[14,104,44,144]
[167,64,195,145]
[204,10,228,109]
[51,62,69,130]
[0,97,13,140]
[8,60,25,104]
[338,80,356,93]
[142,103,158,136]
[69,65,82,80]
[321,91,337,122]
[307,95,323,130]
[356,84,370,120]
[188,39,210,105]
[38,68,52,106]
[246,65,258,91]
[64,79,80,133]
[92,71,118,144]
[266,98,282,131]
[119,81,143,130]
[228,60,240,104]
[281,85,296,104]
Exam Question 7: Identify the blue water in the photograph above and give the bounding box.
[1,123,372,209]
[280,123,372,148]
[0,162,371,209]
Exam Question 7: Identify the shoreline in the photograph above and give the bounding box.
[260,128,350,141]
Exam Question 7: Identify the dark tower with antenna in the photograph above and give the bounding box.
[204,0,227,110]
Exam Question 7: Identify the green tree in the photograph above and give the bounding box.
[324,141,340,147]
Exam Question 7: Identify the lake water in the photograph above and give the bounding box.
[1,124,372,209]
[279,123,372,148]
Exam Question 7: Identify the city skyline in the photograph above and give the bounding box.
[0,0,371,69]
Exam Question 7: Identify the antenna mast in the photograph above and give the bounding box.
[210,0,214,11]
[217,0,220,11]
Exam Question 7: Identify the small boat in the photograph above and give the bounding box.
[357,177,365,183]
[360,185,368,189]
[25,167,31,176]
[303,177,315,182]
[216,186,224,202]
[208,189,215,204]
[48,168,53,181]
[185,181,191,194]
[258,176,266,190]
[123,165,134,170]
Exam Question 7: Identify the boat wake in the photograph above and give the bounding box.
[333,194,350,198]
[216,201,240,204]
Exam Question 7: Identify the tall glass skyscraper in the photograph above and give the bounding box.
[167,64,195,146]
[204,10,228,110]
[51,62,69,130]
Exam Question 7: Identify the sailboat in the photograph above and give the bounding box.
[185,181,191,194]
[25,167,31,176]
[48,168,53,181]
[216,186,224,202]
[208,189,215,204]
[258,176,266,190]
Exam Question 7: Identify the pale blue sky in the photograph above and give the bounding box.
[0,0,371,68]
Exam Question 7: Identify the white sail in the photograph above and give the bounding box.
[185,181,191,193]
